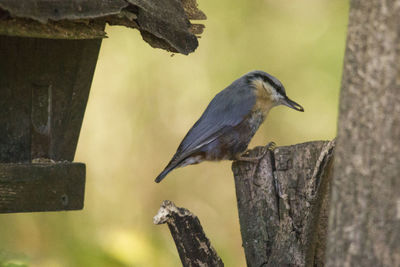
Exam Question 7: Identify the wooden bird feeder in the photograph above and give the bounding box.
[0,0,206,213]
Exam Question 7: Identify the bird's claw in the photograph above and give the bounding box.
[266,141,276,151]
[235,141,276,162]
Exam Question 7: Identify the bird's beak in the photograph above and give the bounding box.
[280,96,304,112]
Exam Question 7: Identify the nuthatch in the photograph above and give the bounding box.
[155,70,304,183]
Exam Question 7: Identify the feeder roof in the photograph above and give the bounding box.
[0,0,206,54]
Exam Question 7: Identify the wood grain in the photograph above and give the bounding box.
[232,141,334,267]
[0,163,85,213]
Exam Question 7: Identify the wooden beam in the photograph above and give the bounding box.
[0,163,85,213]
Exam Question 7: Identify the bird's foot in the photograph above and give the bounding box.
[265,141,276,151]
[235,142,276,162]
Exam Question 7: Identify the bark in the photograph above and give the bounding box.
[0,0,206,54]
[154,200,224,267]
[232,141,335,267]
[326,0,400,266]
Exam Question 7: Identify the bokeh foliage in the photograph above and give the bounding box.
[0,0,348,266]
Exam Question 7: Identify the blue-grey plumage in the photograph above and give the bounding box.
[155,70,304,183]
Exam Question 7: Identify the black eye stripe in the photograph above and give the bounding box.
[246,71,286,95]
[259,75,282,92]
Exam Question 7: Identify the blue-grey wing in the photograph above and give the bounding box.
[174,80,256,161]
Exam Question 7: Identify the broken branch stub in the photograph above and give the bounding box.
[154,200,224,267]
[232,140,335,267]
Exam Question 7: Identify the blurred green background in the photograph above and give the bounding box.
[0,0,348,266]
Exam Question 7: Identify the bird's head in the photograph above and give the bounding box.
[246,70,304,112]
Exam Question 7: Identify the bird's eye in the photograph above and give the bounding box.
[277,86,285,96]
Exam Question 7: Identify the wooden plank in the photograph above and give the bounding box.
[0,163,85,213]
[0,36,32,163]
[49,38,102,161]
[0,35,102,162]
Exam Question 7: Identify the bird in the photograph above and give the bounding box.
[155,70,304,183]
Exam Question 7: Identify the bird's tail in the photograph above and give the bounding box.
[154,162,177,183]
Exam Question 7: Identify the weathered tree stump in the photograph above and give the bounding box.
[232,141,334,267]
[157,141,335,266]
